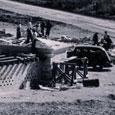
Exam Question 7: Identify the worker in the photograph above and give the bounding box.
[92,32,99,45]
[35,22,42,37]
[31,29,38,53]
[45,20,52,38]
[40,20,45,37]
[16,23,22,39]
[103,31,112,50]
[25,21,33,43]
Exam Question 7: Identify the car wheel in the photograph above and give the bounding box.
[93,65,96,70]
[99,65,103,70]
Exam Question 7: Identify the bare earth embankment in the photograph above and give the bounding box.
[0,0,115,40]
[0,0,115,114]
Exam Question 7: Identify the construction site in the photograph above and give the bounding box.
[0,0,115,115]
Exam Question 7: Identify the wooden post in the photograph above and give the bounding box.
[65,64,69,84]
[40,57,52,82]
[59,63,64,83]
[70,65,75,86]
[51,62,56,86]
[82,57,88,79]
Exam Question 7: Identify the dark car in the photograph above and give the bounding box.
[67,45,113,69]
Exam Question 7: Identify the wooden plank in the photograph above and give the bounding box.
[56,66,71,83]
[0,59,19,65]
[0,56,15,61]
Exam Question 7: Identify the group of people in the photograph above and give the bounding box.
[92,31,113,50]
[16,20,53,43]
[16,21,113,51]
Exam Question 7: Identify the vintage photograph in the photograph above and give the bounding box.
[0,0,115,114]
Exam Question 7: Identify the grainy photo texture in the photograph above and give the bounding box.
[0,0,115,114]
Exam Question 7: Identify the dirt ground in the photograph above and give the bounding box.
[0,2,115,115]
[0,99,114,115]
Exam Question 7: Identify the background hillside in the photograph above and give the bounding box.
[10,0,115,19]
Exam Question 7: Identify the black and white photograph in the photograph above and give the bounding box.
[0,0,115,114]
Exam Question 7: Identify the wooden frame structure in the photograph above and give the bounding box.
[50,57,88,86]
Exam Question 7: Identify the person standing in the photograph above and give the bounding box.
[45,20,52,38]
[25,21,33,43]
[40,20,45,37]
[104,31,108,39]
[31,29,38,53]
[16,23,22,39]
[92,32,99,45]
[103,31,112,50]
[35,22,42,37]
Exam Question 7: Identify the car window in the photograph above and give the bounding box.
[83,49,88,53]
[96,49,101,53]
[74,47,107,58]
[75,48,89,57]
[90,49,95,53]
[96,49,106,56]
[75,48,81,53]
[75,48,82,54]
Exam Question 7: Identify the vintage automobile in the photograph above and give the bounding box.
[67,45,113,70]
[107,43,115,63]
